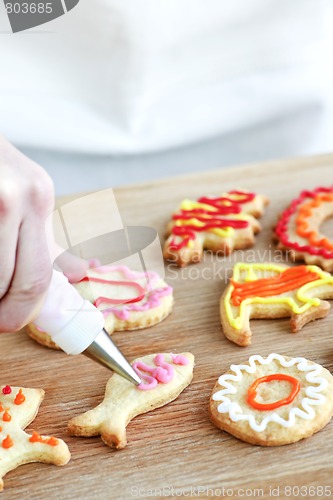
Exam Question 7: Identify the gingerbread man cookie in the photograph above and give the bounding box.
[28,265,173,349]
[163,190,269,267]
[209,353,333,446]
[68,352,194,449]
[275,186,333,271]
[221,263,333,346]
[0,385,70,491]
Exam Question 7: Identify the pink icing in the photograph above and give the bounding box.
[133,354,175,390]
[132,353,189,391]
[88,265,173,319]
[170,353,190,365]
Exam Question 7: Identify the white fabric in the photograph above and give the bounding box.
[0,0,332,153]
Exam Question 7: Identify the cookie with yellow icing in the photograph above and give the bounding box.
[163,190,268,267]
[68,352,194,449]
[275,186,333,272]
[209,353,333,446]
[28,265,173,350]
[0,385,70,491]
[221,262,333,346]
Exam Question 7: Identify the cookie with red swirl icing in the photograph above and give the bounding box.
[28,265,173,350]
[0,385,70,491]
[163,189,268,267]
[68,352,194,449]
[275,186,333,271]
[209,353,333,446]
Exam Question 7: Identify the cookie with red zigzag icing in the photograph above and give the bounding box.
[163,189,268,267]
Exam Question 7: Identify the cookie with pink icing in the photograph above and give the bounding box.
[28,265,174,349]
[68,352,194,449]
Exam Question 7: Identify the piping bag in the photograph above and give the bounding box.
[33,270,141,385]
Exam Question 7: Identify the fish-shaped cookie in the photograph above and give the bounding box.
[68,352,194,449]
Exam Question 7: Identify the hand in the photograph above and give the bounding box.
[0,136,87,332]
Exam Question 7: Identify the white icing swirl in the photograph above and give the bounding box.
[212,353,327,432]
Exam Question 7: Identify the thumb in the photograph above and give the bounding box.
[55,250,89,283]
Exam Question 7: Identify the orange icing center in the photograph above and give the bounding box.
[247,374,301,411]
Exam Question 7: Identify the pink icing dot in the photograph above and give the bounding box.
[170,353,189,365]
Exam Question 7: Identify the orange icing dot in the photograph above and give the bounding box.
[29,431,43,443]
[2,410,11,422]
[14,389,26,405]
[0,405,3,413]
[47,436,59,446]
[247,373,301,411]
[2,435,13,449]
[29,431,58,446]
[296,193,333,251]
[231,266,320,306]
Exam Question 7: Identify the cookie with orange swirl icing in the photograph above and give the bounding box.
[28,265,173,350]
[0,385,70,491]
[209,353,333,446]
[163,190,269,267]
[221,262,333,346]
[275,186,333,271]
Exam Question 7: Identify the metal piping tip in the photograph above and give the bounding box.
[83,329,141,385]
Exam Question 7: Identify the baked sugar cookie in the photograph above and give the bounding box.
[209,353,333,446]
[275,186,333,271]
[163,190,268,267]
[0,385,70,491]
[28,265,173,349]
[68,352,194,449]
[221,262,333,346]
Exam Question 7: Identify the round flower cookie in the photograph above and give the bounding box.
[221,262,333,346]
[163,189,269,267]
[275,186,333,271]
[209,353,333,446]
[28,265,173,349]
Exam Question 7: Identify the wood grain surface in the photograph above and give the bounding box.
[1,154,333,499]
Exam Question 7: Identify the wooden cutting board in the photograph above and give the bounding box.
[2,154,333,499]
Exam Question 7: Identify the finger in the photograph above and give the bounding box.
[0,182,21,300]
[0,216,52,332]
[0,179,54,332]
[55,250,89,283]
